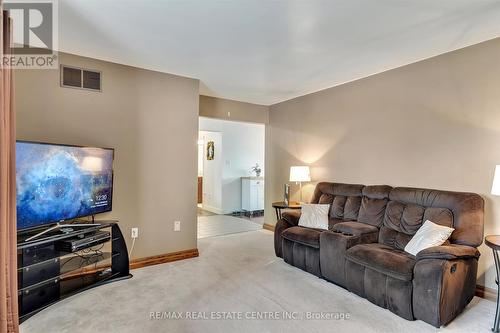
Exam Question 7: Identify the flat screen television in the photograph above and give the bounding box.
[16,141,114,231]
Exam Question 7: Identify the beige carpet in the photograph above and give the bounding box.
[21,230,496,333]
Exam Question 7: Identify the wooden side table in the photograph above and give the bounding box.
[272,201,301,221]
[485,235,500,332]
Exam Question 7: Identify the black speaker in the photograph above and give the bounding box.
[18,278,60,315]
[18,244,61,315]
[18,257,60,288]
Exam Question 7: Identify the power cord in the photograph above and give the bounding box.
[129,237,136,258]
[60,243,106,271]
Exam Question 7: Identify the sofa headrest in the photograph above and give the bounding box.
[357,185,393,227]
[362,185,392,200]
[309,182,484,248]
[389,187,484,247]
[311,182,364,200]
[311,182,364,221]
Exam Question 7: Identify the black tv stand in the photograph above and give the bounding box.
[23,221,102,242]
[17,220,131,323]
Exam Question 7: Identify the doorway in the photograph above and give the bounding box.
[197,117,265,238]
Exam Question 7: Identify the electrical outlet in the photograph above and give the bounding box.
[131,227,139,238]
[174,221,181,232]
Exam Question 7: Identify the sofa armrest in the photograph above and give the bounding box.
[282,210,301,226]
[413,248,479,327]
[416,245,480,261]
[331,221,379,237]
[274,217,296,258]
[319,223,378,288]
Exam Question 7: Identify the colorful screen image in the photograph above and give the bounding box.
[16,141,114,230]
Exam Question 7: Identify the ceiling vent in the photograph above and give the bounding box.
[60,65,102,92]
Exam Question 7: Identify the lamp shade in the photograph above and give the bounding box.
[289,166,311,182]
[492,165,500,196]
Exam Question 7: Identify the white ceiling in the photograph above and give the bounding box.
[59,0,500,105]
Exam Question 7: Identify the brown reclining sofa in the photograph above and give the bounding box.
[274,182,484,327]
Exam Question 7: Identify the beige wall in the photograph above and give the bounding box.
[16,52,199,259]
[266,37,500,289]
[199,95,269,124]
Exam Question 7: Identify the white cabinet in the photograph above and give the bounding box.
[242,177,264,212]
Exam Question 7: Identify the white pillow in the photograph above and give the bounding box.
[298,204,330,230]
[404,220,454,256]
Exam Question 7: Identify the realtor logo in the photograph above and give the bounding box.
[3,0,58,69]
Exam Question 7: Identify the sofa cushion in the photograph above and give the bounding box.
[281,226,321,248]
[310,182,364,220]
[381,200,454,250]
[318,193,333,203]
[357,185,392,227]
[331,195,346,218]
[389,187,484,247]
[332,221,378,236]
[328,218,350,230]
[385,201,425,234]
[346,243,416,281]
[330,194,362,220]
[378,226,413,250]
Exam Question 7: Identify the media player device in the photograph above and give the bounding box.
[55,231,111,252]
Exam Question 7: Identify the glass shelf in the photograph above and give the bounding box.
[17,221,131,323]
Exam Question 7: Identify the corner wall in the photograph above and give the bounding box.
[15,52,199,259]
[199,95,269,124]
[265,37,500,289]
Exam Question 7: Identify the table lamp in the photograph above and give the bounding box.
[290,166,311,203]
[492,165,500,196]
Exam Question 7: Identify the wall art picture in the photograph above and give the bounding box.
[207,141,215,160]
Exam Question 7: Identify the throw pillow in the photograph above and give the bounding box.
[298,204,330,230]
[404,220,454,256]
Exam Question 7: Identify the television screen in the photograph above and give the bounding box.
[16,141,114,230]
